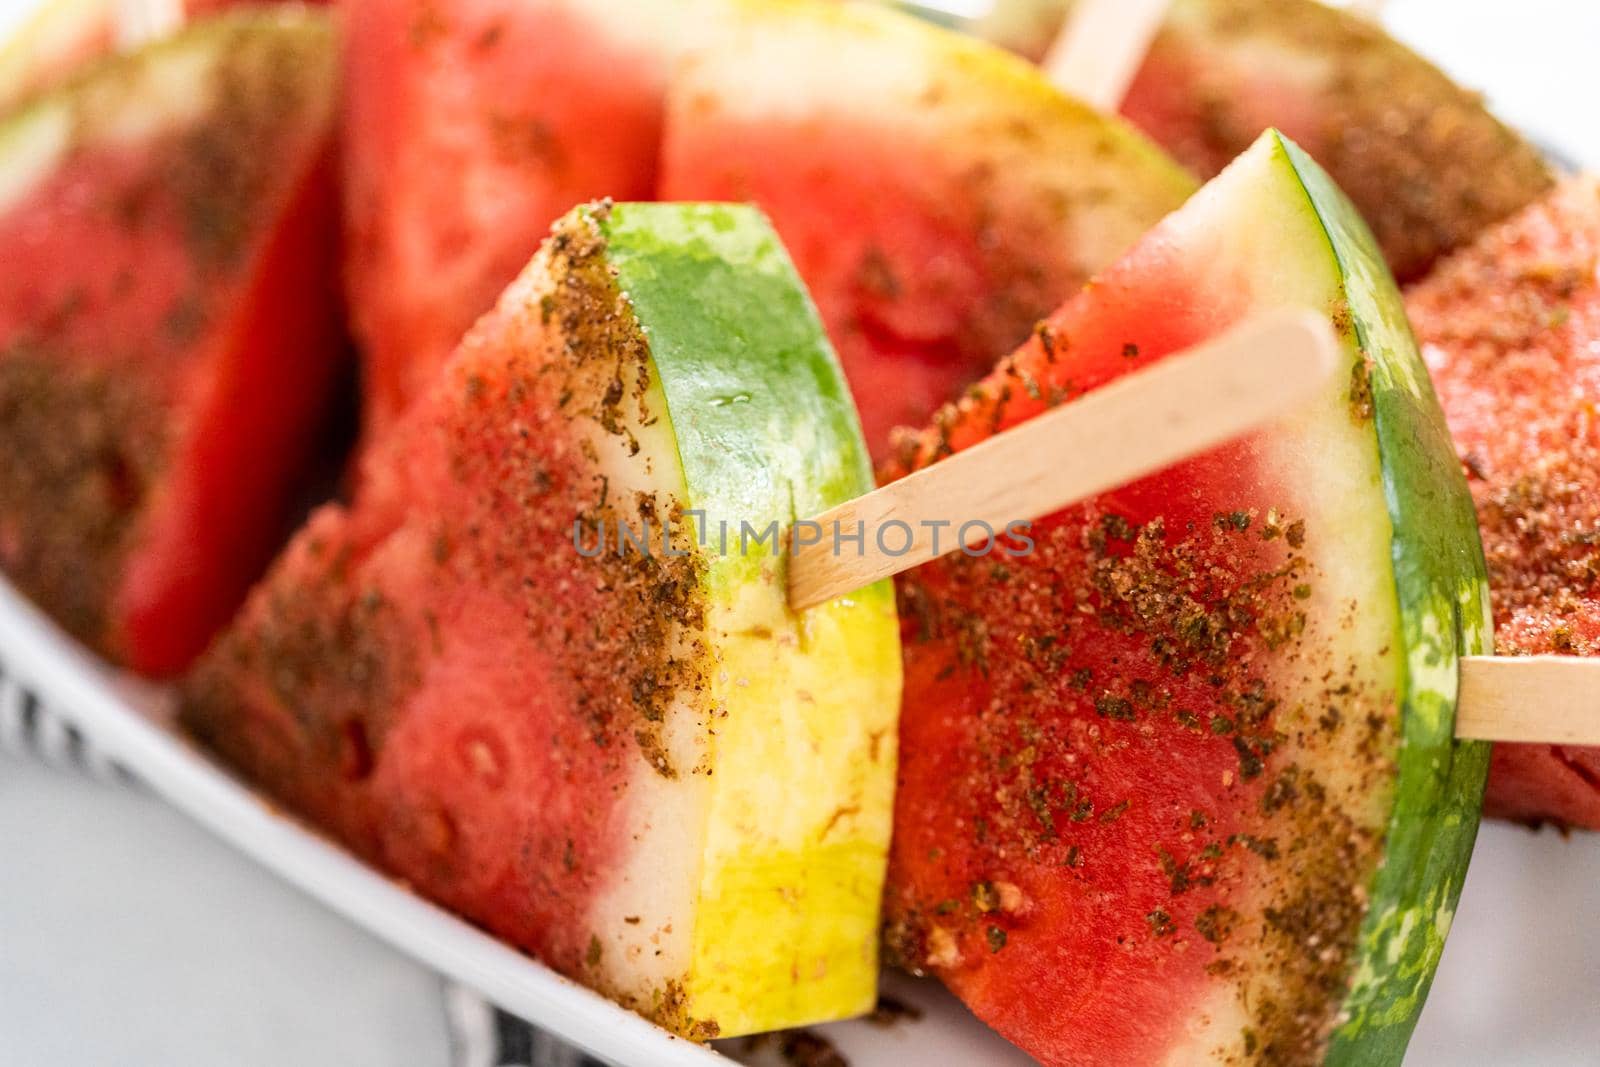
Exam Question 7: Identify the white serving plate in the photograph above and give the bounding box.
[2,2,1599,1065]
[9,566,1600,1067]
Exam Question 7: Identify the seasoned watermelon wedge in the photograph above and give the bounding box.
[882,132,1489,1065]
[182,203,902,1038]
[1407,177,1600,830]
[925,0,1554,280]
[1092,0,1553,281]
[342,0,721,433]
[661,0,1195,459]
[0,9,343,675]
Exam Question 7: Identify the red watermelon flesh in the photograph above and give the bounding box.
[882,132,1487,1065]
[660,0,1194,460]
[0,10,342,675]
[1406,177,1600,829]
[183,207,707,1024]
[342,0,707,434]
[344,0,1193,456]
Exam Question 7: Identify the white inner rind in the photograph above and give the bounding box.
[534,212,900,1035]
[559,270,707,1010]
[1138,140,1410,1063]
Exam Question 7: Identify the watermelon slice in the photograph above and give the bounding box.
[1094,0,1554,281]
[342,0,719,433]
[182,202,903,1038]
[933,0,1555,282]
[881,131,1489,1065]
[1406,177,1600,830]
[0,9,343,675]
[660,0,1196,459]
[345,0,1193,452]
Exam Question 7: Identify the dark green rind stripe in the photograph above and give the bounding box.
[588,202,888,606]
[1278,135,1493,1065]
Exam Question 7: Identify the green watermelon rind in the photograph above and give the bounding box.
[592,200,887,604]
[1277,136,1493,1064]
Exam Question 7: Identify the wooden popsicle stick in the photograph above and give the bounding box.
[1456,656,1600,744]
[787,308,1341,611]
[1036,0,1581,749]
[1041,0,1171,112]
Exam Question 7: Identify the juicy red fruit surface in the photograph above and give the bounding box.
[182,385,639,982]
[184,225,707,1013]
[346,0,1180,464]
[662,109,1087,462]
[343,0,668,433]
[884,244,1388,1063]
[0,71,342,675]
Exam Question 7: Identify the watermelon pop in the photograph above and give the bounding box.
[182,202,902,1038]
[0,9,344,675]
[1407,176,1600,829]
[882,131,1488,1065]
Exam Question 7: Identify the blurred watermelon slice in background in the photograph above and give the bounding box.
[0,8,345,674]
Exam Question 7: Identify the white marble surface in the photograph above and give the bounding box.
[0,2,1597,1065]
